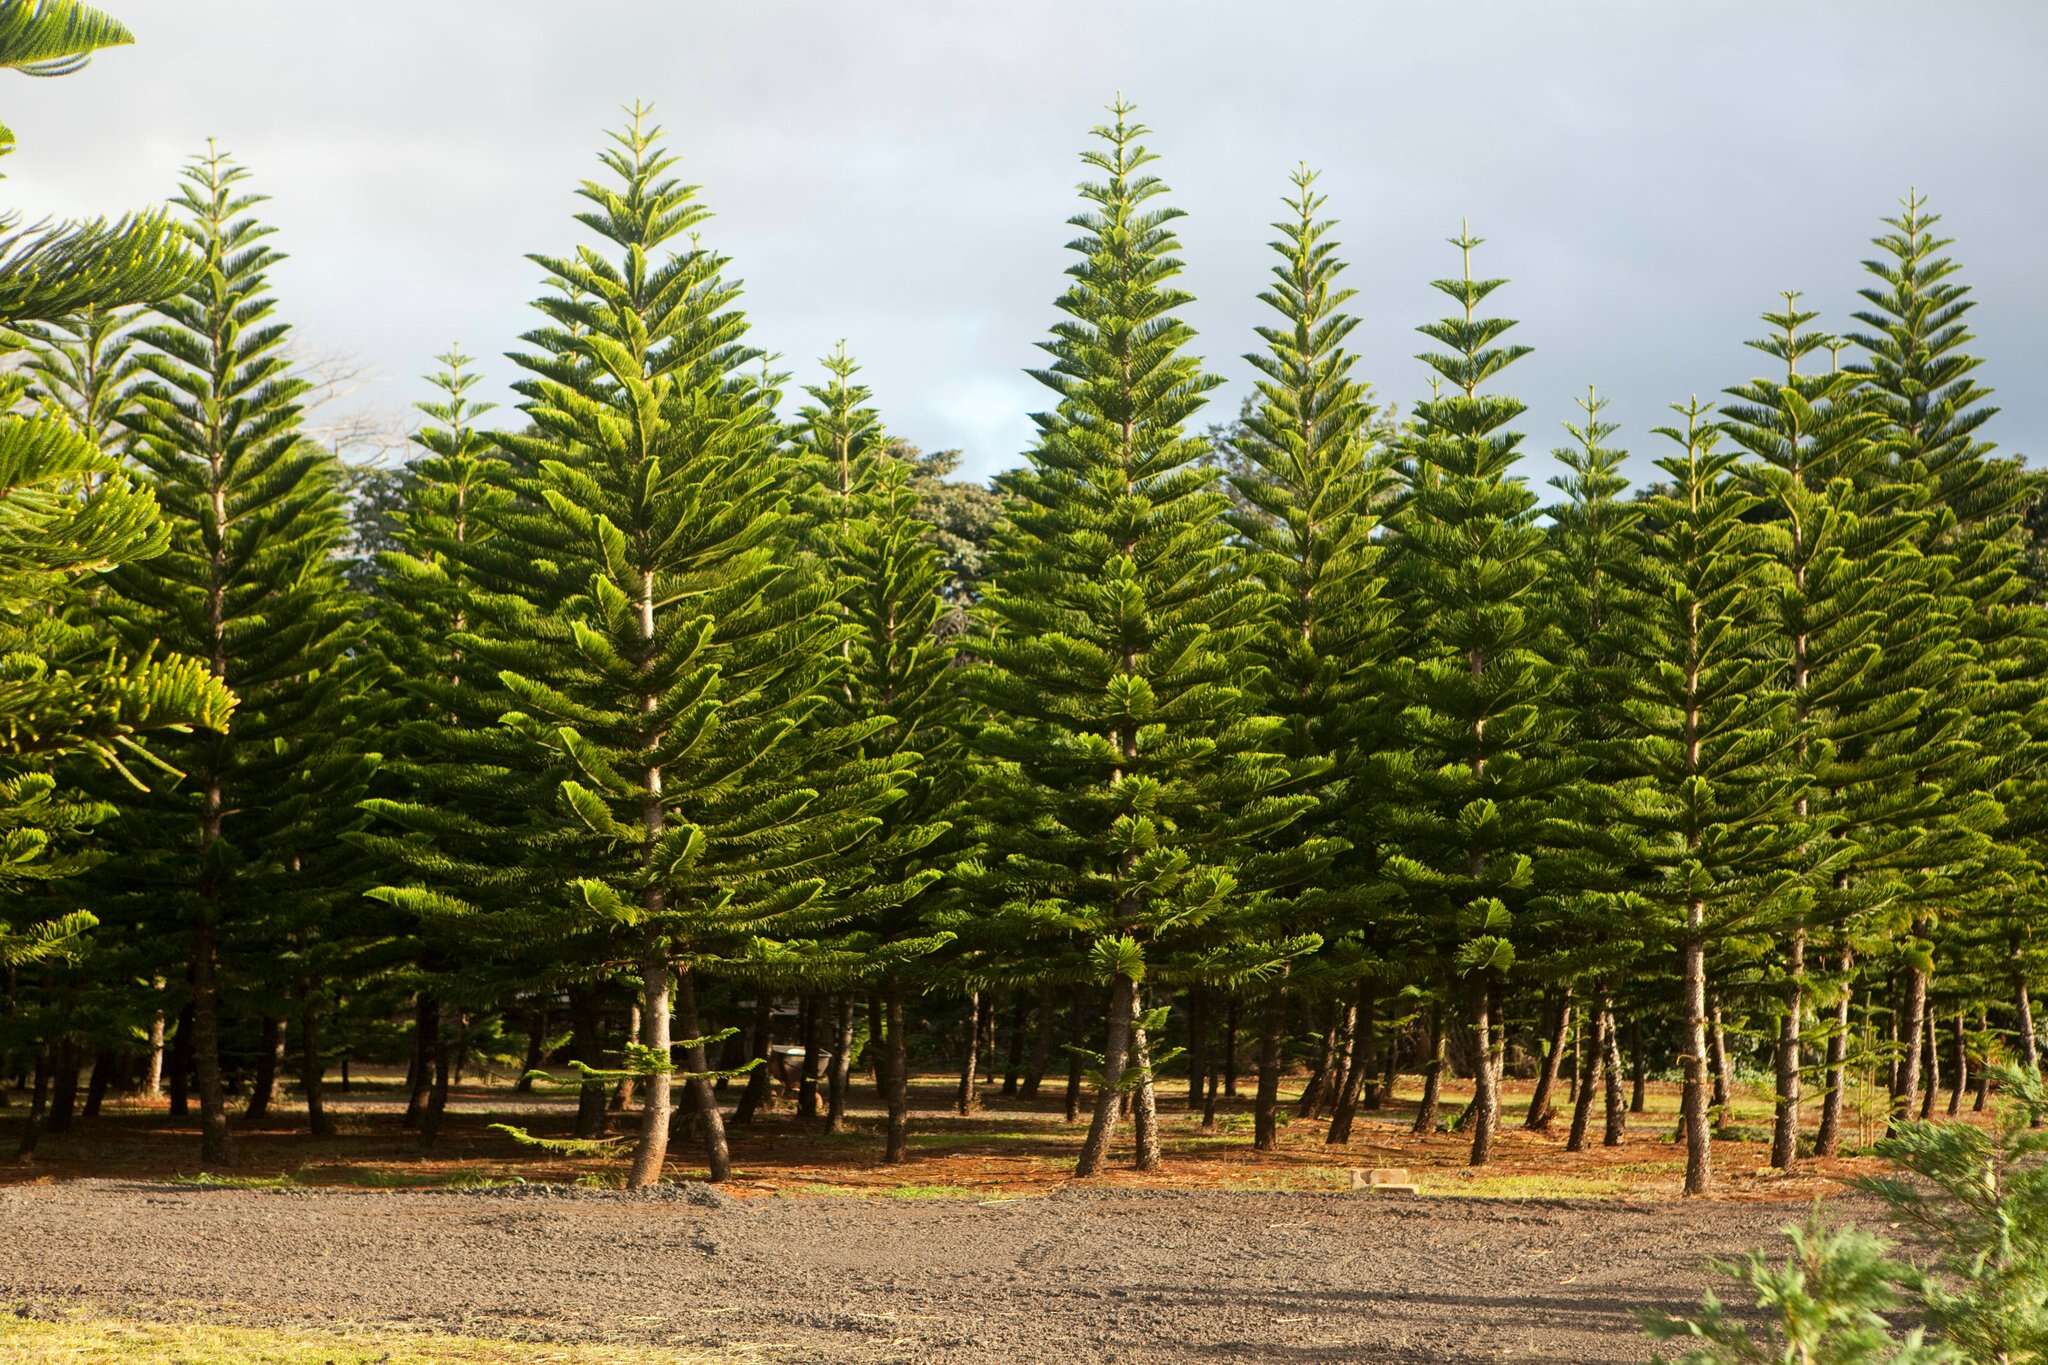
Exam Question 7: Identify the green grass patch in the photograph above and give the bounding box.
[792,1181,979,1199]
[163,1172,300,1190]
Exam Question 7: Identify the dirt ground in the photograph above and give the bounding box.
[0,1178,1862,1363]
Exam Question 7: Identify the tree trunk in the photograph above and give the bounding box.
[2019,973,2041,1076]
[1680,933,1711,1197]
[1524,991,1571,1131]
[1816,952,1854,1157]
[1063,997,1085,1123]
[1709,999,1732,1121]
[1919,1009,1939,1121]
[516,1007,547,1093]
[420,1006,453,1149]
[1002,995,1027,1097]
[612,1004,642,1114]
[403,995,436,1130]
[1975,1005,1992,1112]
[883,984,910,1164]
[46,1039,79,1135]
[569,986,607,1139]
[1602,1006,1627,1146]
[301,989,334,1139]
[1893,943,1928,1130]
[826,994,855,1134]
[82,1048,113,1120]
[956,990,980,1116]
[675,965,731,1182]
[1024,983,1055,1099]
[1413,1004,1445,1136]
[1378,1018,1397,1111]
[975,992,997,1085]
[12,1053,49,1161]
[192,914,233,1167]
[733,995,772,1125]
[1075,973,1135,1177]
[1327,978,1373,1146]
[802,994,827,1121]
[168,1001,194,1118]
[1184,987,1208,1111]
[1253,983,1286,1151]
[625,945,673,1190]
[1223,996,1240,1096]
[1627,1014,1647,1114]
[1130,990,1160,1171]
[1948,1009,1967,1117]
[245,1016,282,1121]
[1296,1002,1339,1120]
[144,994,166,1100]
[1567,1003,1608,1153]
[1468,979,1500,1166]
[1770,931,1806,1170]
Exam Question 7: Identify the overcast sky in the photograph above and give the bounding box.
[10,1,2046,486]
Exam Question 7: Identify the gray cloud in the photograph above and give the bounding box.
[9,0,2045,487]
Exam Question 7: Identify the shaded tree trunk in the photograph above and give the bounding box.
[797,995,822,1123]
[1770,931,1806,1170]
[1184,987,1207,1111]
[1893,939,1928,1130]
[1816,951,1854,1157]
[1296,1001,1339,1120]
[1223,996,1240,1096]
[1023,983,1055,1099]
[192,914,233,1166]
[955,990,980,1116]
[419,1006,453,1150]
[516,1007,547,1094]
[1254,984,1286,1151]
[1918,1010,1939,1121]
[1567,1003,1608,1153]
[1948,1009,1967,1117]
[1130,990,1160,1171]
[1602,1005,1628,1146]
[45,1040,80,1135]
[1627,1014,1646,1114]
[1327,978,1373,1146]
[1710,999,1732,1121]
[82,1048,113,1120]
[733,995,773,1126]
[245,1017,282,1121]
[1469,979,1500,1166]
[403,995,436,1130]
[1075,974,1135,1177]
[167,1001,194,1118]
[1524,991,1570,1131]
[1002,995,1027,1097]
[301,988,335,1139]
[568,986,607,1139]
[826,994,855,1134]
[611,1004,641,1114]
[676,964,732,1182]
[883,984,910,1164]
[1063,997,1085,1123]
[12,1052,49,1161]
[1413,1004,1445,1136]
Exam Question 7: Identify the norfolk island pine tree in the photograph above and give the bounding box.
[464,108,910,1188]
[1378,225,1572,1167]
[968,100,1318,1177]
[1223,165,1397,1151]
[101,146,363,1168]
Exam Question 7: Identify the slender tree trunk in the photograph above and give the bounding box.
[883,984,910,1164]
[1130,990,1160,1171]
[568,987,607,1138]
[1378,1019,1398,1111]
[516,1007,547,1093]
[245,1017,282,1121]
[1975,1004,1992,1112]
[1297,1002,1339,1120]
[1184,987,1208,1111]
[420,1007,452,1149]
[1327,978,1373,1146]
[1948,1009,1966,1117]
[1919,1011,1939,1121]
[2018,974,2040,1075]
[1816,949,1854,1157]
[1524,991,1571,1131]
[956,990,980,1116]
[1602,1006,1627,1146]
[13,1053,49,1161]
[625,945,674,1190]
[403,995,435,1130]
[1223,996,1240,1096]
[975,993,997,1085]
[1323,1002,1356,1120]
[168,1001,193,1118]
[1567,1003,1608,1153]
[796,996,822,1122]
[192,914,233,1167]
[1681,932,1711,1196]
[673,965,731,1181]
[1075,974,1135,1177]
[1469,979,1500,1166]
[612,1004,641,1113]
[1709,999,1732,1121]
[1770,931,1806,1169]
[733,995,772,1125]
[46,1039,79,1134]
[826,994,855,1134]
[1002,996,1026,1097]
[1024,983,1055,1099]
[1063,997,1085,1124]
[144,990,166,1100]
[1627,1014,1647,1114]
[1413,1004,1446,1136]
[82,1049,113,1120]
[1254,983,1286,1151]
[1894,941,1929,1130]
[301,988,334,1139]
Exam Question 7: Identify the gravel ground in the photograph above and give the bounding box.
[0,1180,1851,1362]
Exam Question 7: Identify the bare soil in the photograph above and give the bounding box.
[0,1178,1863,1362]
